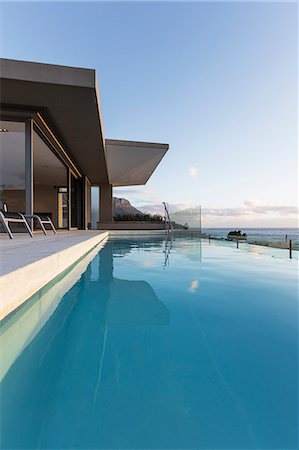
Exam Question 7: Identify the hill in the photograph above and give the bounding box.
[113,197,143,216]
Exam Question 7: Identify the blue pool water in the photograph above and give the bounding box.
[1,237,298,449]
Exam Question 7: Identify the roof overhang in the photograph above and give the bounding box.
[0,58,109,184]
[105,139,169,186]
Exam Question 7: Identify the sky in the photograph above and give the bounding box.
[0,1,298,227]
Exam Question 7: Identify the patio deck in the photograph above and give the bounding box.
[0,230,108,320]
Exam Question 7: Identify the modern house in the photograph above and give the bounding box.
[0,58,169,230]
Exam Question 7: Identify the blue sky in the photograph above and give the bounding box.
[1,1,298,226]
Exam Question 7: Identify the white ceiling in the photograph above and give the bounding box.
[105,139,168,187]
[33,131,67,186]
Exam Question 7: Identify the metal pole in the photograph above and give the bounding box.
[199,205,202,234]
[237,238,239,249]
[199,234,202,261]
[162,202,167,233]
[289,239,292,259]
[25,119,33,229]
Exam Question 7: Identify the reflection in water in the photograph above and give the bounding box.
[109,236,165,259]
[1,240,169,449]
[98,241,169,326]
[187,280,199,294]
[105,235,203,269]
[163,233,173,269]
[166,235,203,268]
[0,243,106,382]
[175,235,203,263]
[1,236,296,449]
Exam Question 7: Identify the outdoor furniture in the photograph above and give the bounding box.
[0,204,56,239]
[0,209,33,239]
[24,213,56,236]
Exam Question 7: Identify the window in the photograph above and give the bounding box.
[0,120,25,212]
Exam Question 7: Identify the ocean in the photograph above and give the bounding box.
[201,228,299,246]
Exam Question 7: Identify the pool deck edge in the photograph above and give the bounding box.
[0,231,108,321]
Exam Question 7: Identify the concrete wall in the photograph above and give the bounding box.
[91,186,99,229]
[99,184,113,222]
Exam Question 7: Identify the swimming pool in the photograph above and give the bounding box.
[1,236,298,449]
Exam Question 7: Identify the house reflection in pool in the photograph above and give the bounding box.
[1,239,170,449]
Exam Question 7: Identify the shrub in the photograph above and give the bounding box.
[114,213,163,222]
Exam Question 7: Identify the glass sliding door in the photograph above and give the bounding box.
[1,118,85,231]
[57,187,68,228]
[33,128,67,228]
[0,120,25,213]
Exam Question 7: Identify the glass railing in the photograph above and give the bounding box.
[203,232,298,260]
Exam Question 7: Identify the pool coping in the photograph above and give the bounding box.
[0,231,109,321]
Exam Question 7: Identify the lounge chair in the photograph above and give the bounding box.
[0,208,33,239]
[0,204,56,239]
[24,213,56,236]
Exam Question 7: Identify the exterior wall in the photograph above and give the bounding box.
[91,186,99,229]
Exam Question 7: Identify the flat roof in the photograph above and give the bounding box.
[105,139,169,186]
[0,58,109,184]
[0,58,169,187]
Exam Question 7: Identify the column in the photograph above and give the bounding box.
[99,184,113,222]
[25,119,33,227]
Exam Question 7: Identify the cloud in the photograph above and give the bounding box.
[127,198,298,221]
[188,166,198,178]
[142,261,156,268]
[138,204,164,214]
[171,202,298,218]
[113,188,152,197]
[243,201,298,216]
[138,202,193,215]
[201,207,247,217]
[116,191,298,226]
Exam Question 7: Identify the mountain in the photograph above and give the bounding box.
[112,197,188,227]
[113,197,144,216]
